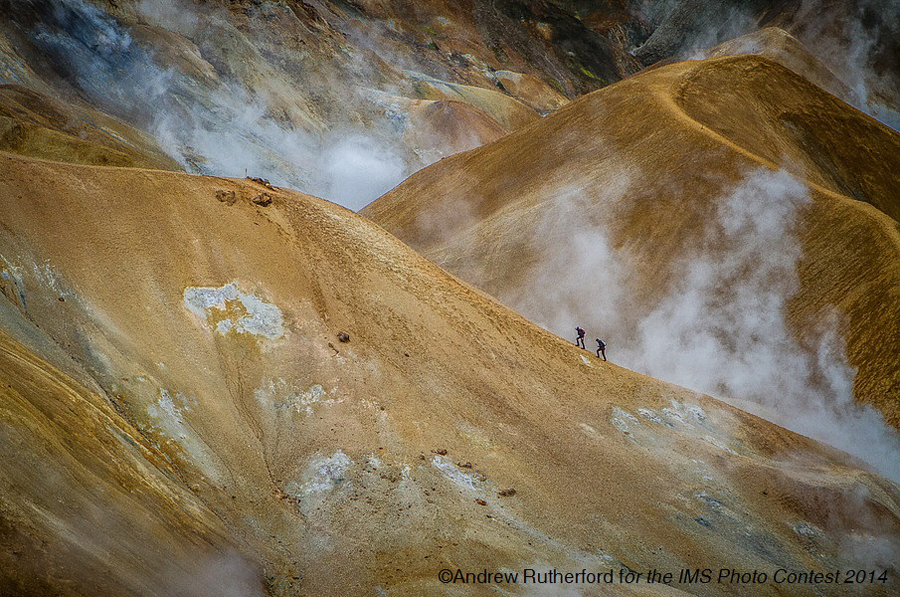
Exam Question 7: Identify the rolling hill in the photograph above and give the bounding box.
[1,152,897,595]
[363,54,900,442]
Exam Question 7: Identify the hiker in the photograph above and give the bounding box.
[596,338,607,361]
[575,326,586,349]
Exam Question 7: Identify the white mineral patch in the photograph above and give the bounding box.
[215,320,234,334]
[611,407,639,434]
[155,388,183,423]
[146,389,221,481]
[662,408,685,425]
[431,455,477,490]
[32,260,63,292]
[255,379,341,415]
[298,385,328,414]
[703,435,737,455]
[579,422,598,436]
[183,282,284,340]
[295,451,353,495]
[687,405,708,423]
[637,408,663,424]
[792,521,824,538]
[694,492,724,510]
[580,355,593,367]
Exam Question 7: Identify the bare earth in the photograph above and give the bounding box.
[0,152,897,595]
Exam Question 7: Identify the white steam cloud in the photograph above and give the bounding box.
[137,0,199,37]
[161,551,265,597]
[319,135,407,210]
[791,0,900,131]
[21,0,411,210]
[822,0,900,131]
[630,170,812,400]
[704,1,898,131]
[149,84,408,210]
[136,2,410,209]
[632,0,900,131]
[509,173,631,337]
[513,167,900,483]
[628,169,900,481]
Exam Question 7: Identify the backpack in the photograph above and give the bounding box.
[597,339,606,350]
[576,327,585,337]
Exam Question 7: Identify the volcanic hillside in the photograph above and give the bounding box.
[1,152,898,595]
[3,0,896,208]
[707,28,858,106]
[363,53,900,435]
[628,0,899,120]
[0,0,639,197]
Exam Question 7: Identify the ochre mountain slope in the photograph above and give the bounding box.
[2,153,898,595]
[411,75,540,132]
[631,0,900,119]
[363,55,900,428]
[1,0,636,190]
[491,70,569,114]
[708,28,857,106]
[0,84,182,169]
[0,328,259,596]
[4,0,894,202]
[399,98,509,164]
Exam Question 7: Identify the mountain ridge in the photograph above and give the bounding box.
[363,54,900,433]
[2,150,898,594]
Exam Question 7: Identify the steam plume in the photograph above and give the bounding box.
[514,168,900,482]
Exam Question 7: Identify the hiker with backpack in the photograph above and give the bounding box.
[575,326,586,349]
[596,338,607,361]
